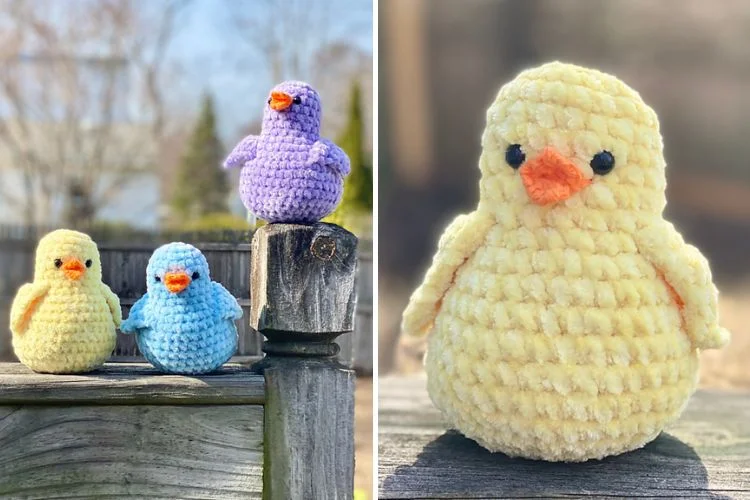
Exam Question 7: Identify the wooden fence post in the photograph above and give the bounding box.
[250,223,357,500]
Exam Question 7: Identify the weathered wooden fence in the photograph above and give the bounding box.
[0,226,373,372]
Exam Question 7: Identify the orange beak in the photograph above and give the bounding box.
[164,271,191,294]
[62,258,85,281]
[519,147,591,205]
[269,91,293,111]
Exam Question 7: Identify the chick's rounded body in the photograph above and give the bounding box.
[14,284,117,373]
[241,135,342,223]
[136,292,238,374]
[425,210,697,462]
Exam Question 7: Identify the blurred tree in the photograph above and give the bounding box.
[338,81,372,211]
[225,0,371,84]
[62,180,96,230]
[171,94,229,222]
[311,42,373,140]
[0,0,190,226]
[325,81,372,234]
[181,212,250,231]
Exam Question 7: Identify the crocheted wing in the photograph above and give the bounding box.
[9,282,49,335]
[309,138,351,177]
[223,134,258,169]
[212,282,243,320]
[100,282,122,328]
[120,293,150,334]
[401,211,494,337]
[634,220,730,350]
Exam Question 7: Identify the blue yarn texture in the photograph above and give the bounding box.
[121,242,242,374]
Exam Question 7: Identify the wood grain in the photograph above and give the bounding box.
[263,358,355,500]
[0,404,263,498]
[378,374,750,499]
[0,363,265,405]
[250,223,358,338]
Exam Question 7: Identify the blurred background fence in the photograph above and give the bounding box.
[0,226,373,373]
[379,0,750,389]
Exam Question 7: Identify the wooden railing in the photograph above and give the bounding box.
[0,223,359,499]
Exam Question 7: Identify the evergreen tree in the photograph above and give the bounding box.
[326,81,373,233]
[171,93,228,221]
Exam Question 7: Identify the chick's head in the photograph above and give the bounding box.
[479,62,666,217]
[147,242,211,299]
[34,229,102,285]
[263,80,322,136]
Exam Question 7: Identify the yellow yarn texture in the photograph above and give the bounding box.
[402,62,730,462]
[10,229,121,373]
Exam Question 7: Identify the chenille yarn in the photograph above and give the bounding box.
[10,229,120,374]
[401,62,730,462]
[223,81,351,223]
[120,242,242,375]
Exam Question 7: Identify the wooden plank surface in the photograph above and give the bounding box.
[263,358,355,500]
[0,404,263,498]
[379,375,750,499]
[0,362,265,405]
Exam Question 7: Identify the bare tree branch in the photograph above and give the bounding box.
[0,0,190,227]
[226,0,368,84]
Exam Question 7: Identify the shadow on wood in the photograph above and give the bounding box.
[379,375,750,499]
[381,430,728,499]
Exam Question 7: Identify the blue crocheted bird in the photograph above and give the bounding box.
[121,242,242,374]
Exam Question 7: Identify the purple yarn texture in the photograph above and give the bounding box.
[224,81,351,223]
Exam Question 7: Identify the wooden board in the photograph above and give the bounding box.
[0,404,263,498]
[263,358,355,500]
[379,375,750,499]
[0,363,265,405]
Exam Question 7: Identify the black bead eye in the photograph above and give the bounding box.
[192,272,200,280]
[54,259,62,268]
[293,96,302,105]
[505,144,526,169]
[591,150,616,175]
[85,259,92,268]
[267,97,271,104]
[154,275,161,282]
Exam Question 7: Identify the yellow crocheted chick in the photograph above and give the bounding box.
[10,229,121,373]
[402,62,730,462]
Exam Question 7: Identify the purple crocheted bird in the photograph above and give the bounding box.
[223,81,351,223]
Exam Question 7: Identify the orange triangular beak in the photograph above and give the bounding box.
[520,147,591,205]
[62,258,85,280]
[269,91,293,111]
[164,271,191,294]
